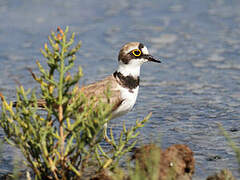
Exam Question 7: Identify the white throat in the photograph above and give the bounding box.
[117,60,143,77]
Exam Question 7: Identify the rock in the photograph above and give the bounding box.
[91,144,195,180]
[206,169,236,180]
[132,144,195,180]
[90,169,114,180]
[90,169,126,180]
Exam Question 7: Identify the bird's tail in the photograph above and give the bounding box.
[13,99,46,108]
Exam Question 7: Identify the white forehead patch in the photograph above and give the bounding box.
[141,46,149,54]
[124,46,138,54]
[124,45,149,55]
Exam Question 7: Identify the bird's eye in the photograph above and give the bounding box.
[132,49,141,57]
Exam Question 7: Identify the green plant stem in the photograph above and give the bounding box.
[59,37,66,171]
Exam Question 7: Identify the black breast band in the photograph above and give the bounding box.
[113,71,139,90]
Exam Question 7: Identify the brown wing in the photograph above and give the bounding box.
[80,75,123,112]
[35,75,123,112]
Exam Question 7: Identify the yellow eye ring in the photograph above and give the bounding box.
[132,49,141,57]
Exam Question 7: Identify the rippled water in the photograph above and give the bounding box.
[0,0,240,179]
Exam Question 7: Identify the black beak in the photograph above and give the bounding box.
[144,54,161,63]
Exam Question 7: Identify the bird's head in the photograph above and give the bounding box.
[118,42,161,66]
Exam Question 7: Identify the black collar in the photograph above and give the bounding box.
[113,71,139,90]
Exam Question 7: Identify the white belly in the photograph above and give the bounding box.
[112,85,139,119]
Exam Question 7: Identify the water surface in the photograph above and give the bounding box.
[0,0,240,179]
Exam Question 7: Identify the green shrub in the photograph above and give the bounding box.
[0,27,149,180]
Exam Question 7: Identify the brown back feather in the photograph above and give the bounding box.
[81,75,122,109]
[36,75,123,113]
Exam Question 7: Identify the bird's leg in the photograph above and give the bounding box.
[103,123,112,144]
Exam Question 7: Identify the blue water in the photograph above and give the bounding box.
[0,0,240,179]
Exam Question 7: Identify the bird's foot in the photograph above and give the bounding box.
[103,127,114,145]
[104,134,112,144]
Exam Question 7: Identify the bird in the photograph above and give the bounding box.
[77,42,161,140]
[81,42,161,117]
[25,42,161,141]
